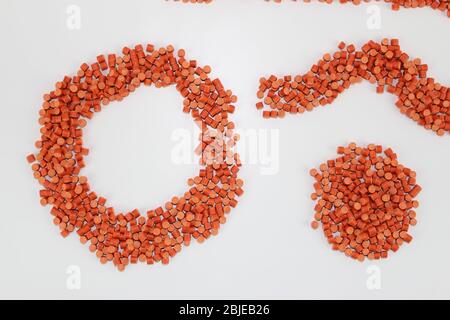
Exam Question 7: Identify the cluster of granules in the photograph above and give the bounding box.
[256,39,450,136]
[309,143,421,261]
[168,0,450,17]
[167,0,212,3]
[270,0,449,17]
[26,44,244,271]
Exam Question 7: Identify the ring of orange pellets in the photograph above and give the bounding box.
[168,0,450,17]
[256,39,450,136]
[27,43,244,271]
[309,143,421,261]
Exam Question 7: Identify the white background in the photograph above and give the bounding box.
[1,0,449,299]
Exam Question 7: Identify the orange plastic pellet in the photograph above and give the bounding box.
[309,143,421,262]
[28,43,244,271]
[256,39,450,136]
[26,154,36,163]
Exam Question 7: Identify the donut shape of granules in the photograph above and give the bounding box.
[256,38,450,136]
[168,0,450,18]
[27,43,244,271]
[309,143,421,262]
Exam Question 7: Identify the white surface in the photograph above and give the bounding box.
[0,0,449,299]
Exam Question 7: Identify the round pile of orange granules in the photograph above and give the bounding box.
[309,143,421,261]
[27,43,244,271]
[256,39,450,136]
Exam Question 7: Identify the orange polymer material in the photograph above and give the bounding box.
[27,44,244,271]
[256,39,450,136]
[309,143,421,261]
[270,0,449,18]
[169,0,450,17]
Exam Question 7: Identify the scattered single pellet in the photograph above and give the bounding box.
[257,39,450,136]
[26,154,36,163]
[309,143,421,261]
[28,43,244,271]
[168,0,450,17]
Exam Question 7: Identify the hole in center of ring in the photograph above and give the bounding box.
[83,84,201,213]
